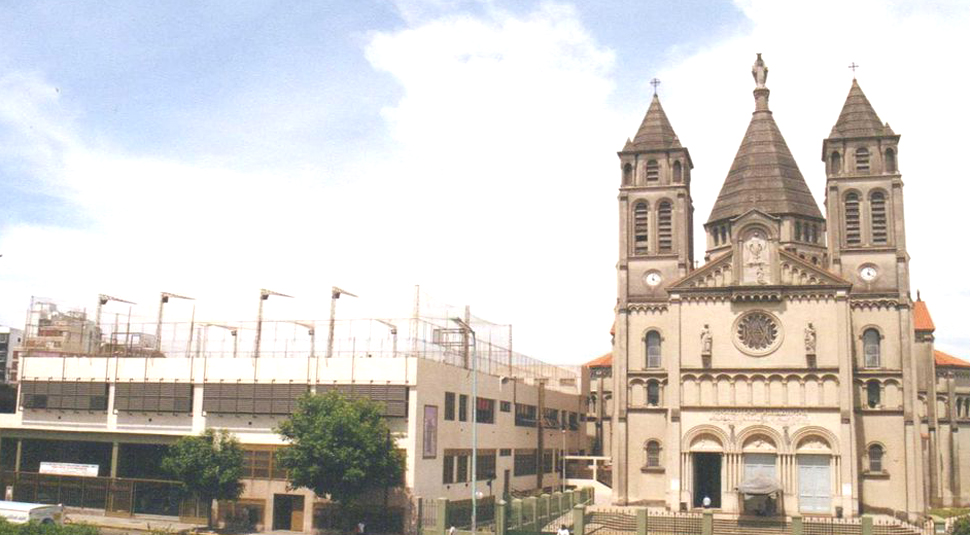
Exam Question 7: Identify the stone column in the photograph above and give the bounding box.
[110,441,119,478]
[636,508,647,535]
[495,500,507,535]
[572,505,585,535]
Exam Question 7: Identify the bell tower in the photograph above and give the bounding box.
[617,82,694,304]
[822,77,908,296]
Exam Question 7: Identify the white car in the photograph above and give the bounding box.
[0,501,64,525]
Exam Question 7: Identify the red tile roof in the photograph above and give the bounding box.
[585,351,612,368]
[935,350,970,369]
[914,300,935,332]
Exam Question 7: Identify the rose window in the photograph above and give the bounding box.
[733,311,783,356]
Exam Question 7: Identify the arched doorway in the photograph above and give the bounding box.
[739,434,781,516]
[795,436,833,514]
[689,433,724,508]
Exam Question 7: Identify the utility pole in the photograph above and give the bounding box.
[326,286,357,359]
[155,292,193,352]
[452,317,477,535]
[255,289,292,358]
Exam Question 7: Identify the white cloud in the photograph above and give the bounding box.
[0,3,621,363]
[1,1,968,364]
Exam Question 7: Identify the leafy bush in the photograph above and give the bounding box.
[0,519,98,535]
[952,515,970,535]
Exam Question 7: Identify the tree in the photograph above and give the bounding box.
[161,428,244,527]
[275,391,404,507]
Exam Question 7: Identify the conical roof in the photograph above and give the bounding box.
[828,79,894,139]
[628,94,681,151]
[707,55,822,223]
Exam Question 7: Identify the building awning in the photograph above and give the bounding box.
[737,475,782,496]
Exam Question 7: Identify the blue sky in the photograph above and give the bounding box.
[1,0,968,363]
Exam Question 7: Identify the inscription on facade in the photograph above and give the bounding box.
[710,409,810,425]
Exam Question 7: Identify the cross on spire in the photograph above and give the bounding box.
[848,62,860,78]
[650,78,661,95]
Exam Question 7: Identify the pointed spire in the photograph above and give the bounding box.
[628,94,682,151]
[707,54,822,224]
[828,79,891,139]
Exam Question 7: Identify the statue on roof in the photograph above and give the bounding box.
[752,53,768,88]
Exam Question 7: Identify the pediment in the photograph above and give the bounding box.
[670,249,850,290]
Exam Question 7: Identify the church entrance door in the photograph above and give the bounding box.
[798,455,831,514]
[692,452,722,508]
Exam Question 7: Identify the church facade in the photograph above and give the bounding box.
[610,54,970,518]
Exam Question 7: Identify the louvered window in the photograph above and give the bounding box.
[203,383,308,415]
[657,201,673,252]
[646,331,662,368]
[315,384,409,417]
[863,329,881,368]
[633,202,649,255]
[673,161,683,182]
[855,148,870,173]
[115,382,193,413]
[20,381,109,411]
[646,160,659,181]
[795,221,802,242]
[623,163,633,185]
[870,191,888,245]
[844,193,861,246]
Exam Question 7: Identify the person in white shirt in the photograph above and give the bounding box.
[557,525,570,535]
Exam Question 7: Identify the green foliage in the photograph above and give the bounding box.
[953,515,970,535]
[161,429,244,506]
[0,519,98,535]
[275,391,404,505]
[931,508,970,518]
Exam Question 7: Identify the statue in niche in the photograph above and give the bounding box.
[743,230,770,285]
[701,324,713,355]
[804,323,817,355]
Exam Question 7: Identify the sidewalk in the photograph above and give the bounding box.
[66,511,205,533]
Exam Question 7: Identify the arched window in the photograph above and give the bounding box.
[713,228,720,246]
[830,151,842,175]
[657,201,673,252]
[646,160,659,181]
[645,440,662,468]
[795,221,802,242]
[870,191,888,245]
[646,331,662,368]
[673,161,683,182]
[884,148,896,173]
[646,381,661,406]
[863,328,881,368]
[844,193,861,246]
[866,380,881,408]
[633,202,649,255]
[720,225,728,245]
[855,148,870,173]
[623,163,633,185]
[868,444,884,472]
[812,224,819,243]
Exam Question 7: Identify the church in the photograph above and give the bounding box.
[608,54,970,518]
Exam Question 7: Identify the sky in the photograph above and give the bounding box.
[1,0,969,364]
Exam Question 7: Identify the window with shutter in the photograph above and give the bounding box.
[870,191,888,245]
[657,201,673,252]
[633,202,649,255]
[844,193,861,246]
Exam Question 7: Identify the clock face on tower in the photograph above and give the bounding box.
[644,271,663,287]
[859,265,879,282]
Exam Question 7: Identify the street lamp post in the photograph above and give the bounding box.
[255,288,292,358]
[155,292,194,352]
[326,287,357,359]
[452,317,477,535]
